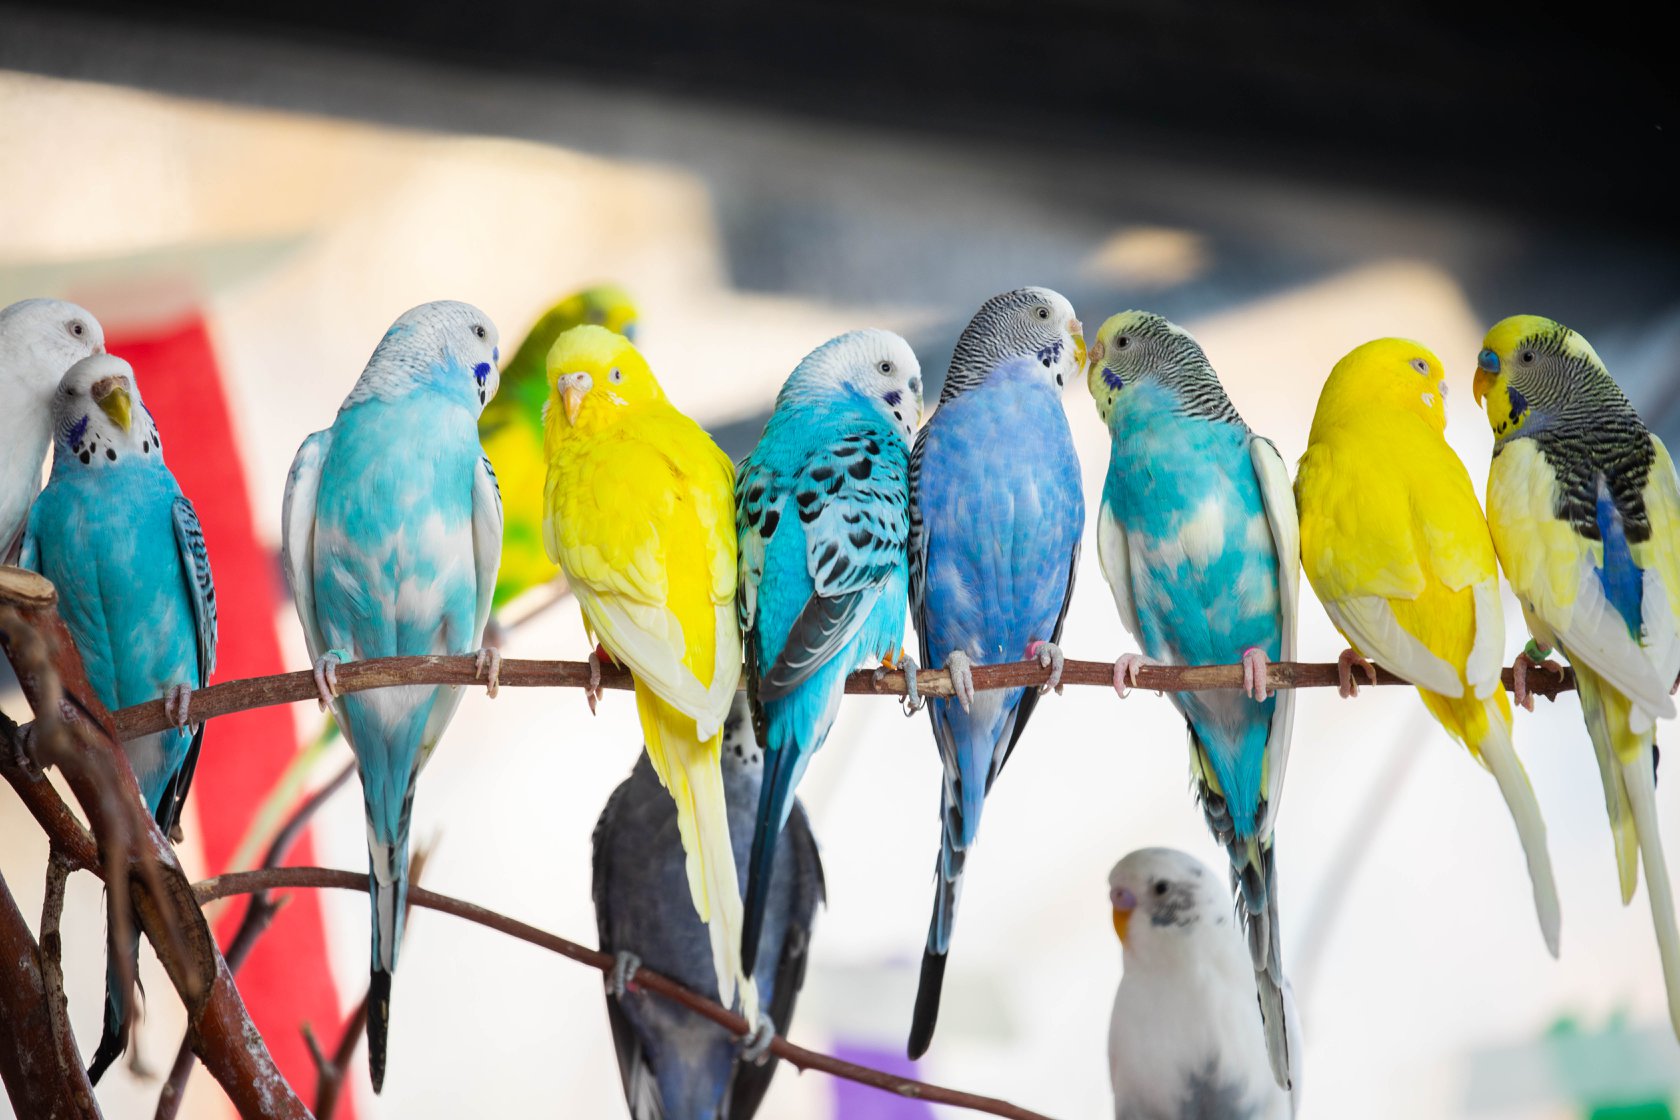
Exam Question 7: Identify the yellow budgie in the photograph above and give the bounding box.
[1296,337,1561,956]
[1474,315,1680,1036]
[541,324,756,1023]
[482,284,639,613]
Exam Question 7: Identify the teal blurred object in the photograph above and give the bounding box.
[1466,1012,1679,1116]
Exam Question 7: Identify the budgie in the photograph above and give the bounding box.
[736,328,921,976]
[541,323,757,1025]
[281,300,504,1091]
[1474,315,1680,1036]
[594,693,825,1120]
[480,284,638,615]
[1296,337,1561,956]
[906,286,1085,1058]
[1,297,104,560]
[22,353,216,1083]
[1086,311,1299,1090]
[1107,848,1300,1120]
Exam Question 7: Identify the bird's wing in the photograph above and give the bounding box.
[1320,594,1464,696]
[1095,500,1143,644]
[759,426,908,699]
[170,497,217,688]
[998,535,1081,780]
[1489,437,1676,722]
[734,455,777,636]
[280,430,333,673]
[1250,435,1299,835]
[906,425,932,668]
[470,453,504,645]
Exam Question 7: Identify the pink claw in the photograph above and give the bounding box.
[1112,652,1156,699]
[1336,648,1377,699]
[1240,647,1271,701]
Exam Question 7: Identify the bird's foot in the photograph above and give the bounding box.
[1240,647,1272,702]
[1512,646,1563,712]
[474,647,502,699]
[163,683,194,731]
[606,951,641,999]
[585,645,609,715]
[740,1013,777,1067]
[312,650,347,711]
[1111,652,1159,699]
[944,650,976,713]
[1027,639,1065,694]
[899,654,923,715]
[1336,648,1377,698]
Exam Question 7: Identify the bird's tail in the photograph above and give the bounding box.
[1227,832,1293,1092]
[87,922,141,1084]
[1475,704,1562,957]
[909,788,966,1059]
[1622,742,1680,1040]
[1577,666,1642,903]
[638,687,758,1024]
[365,798,412,1094]
[742,734,811,977]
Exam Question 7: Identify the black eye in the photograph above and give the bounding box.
[473,324,487,340]
[609,368,623,383]
[878,360,894,375]
[1115,334,1131,350]
[69,321,84,338]
[1035,307,1050,320]
[1410,357,1429,375]
[1153,881,1168,896]
[1519,349,1536,365]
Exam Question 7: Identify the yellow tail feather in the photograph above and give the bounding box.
[1475,706,1562,958]
[1622,751,1680,1042]
[636,686,759,1025]
[1576,665,1645,904]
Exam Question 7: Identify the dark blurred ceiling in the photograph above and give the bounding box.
[5,0,1676,240]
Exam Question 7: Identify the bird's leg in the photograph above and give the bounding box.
[606,950,641,999]
[163,683,195,731]
[874,649,925,715]
[944,650,976,713]
[1239,647,1271,702]
[1111,652,1159,699]
[1512,642,1563,712]
[740,1013,777,1067]
[482,613,507,653]
[1027,639,1065,694]
[585,644,612,715]
[1336,648,1377,698]
[474,647,502,699]
[312,649,347,711]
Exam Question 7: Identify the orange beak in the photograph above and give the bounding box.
[556,371,592,426]
[1472,367,1494,408]
[1111,886,1137,945]
[1069,317,1087,370]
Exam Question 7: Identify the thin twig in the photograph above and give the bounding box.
[194,866,1056,1120]
[103,653,1579,741]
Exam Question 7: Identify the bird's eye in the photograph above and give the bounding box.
[1115,334,1131,350]
[609,368,624,383]
[1519,349,1536,365]
[1153,881,1168,896]
[473,325,487,340]
[1035,307,1050,320]
[1410,357,1429,375]
[878,360,894,375]
[69,321,84,338]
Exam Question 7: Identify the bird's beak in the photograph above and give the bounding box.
[92,377,132,433]
[557,371,593,426]
[1472,367,1493,408]
[1070,317,1087,371]
[1111,887,1137,944]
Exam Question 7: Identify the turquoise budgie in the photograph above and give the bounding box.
[281,300,504,1092]
[735,328,921,976]
[1086,311,1300,1090]
[22,353,216,1083]
[1,298,104,560]
[906,286,1086,1057]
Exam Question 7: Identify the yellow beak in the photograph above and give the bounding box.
[1472,367,1493,408]
[92,378,132,433]
[1112,905,1131,944]
[1070,317,1087,371]
[557,371,592,426]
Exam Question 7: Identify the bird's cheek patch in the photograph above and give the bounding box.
[1102,367,1124,391]
[605,392,628,408]
[1421,392,1436,409]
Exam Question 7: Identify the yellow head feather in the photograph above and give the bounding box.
[1473,314,1607,439]
[1308,337,1449,441]
[545,324,665,435]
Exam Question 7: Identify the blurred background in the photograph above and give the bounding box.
[1,3,1677,1117]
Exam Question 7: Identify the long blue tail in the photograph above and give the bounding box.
[908,789,966,1059]
[365,795,411,1094]
[87,924,140,1084]
[742,738,809,976]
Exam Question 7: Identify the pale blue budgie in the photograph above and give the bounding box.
[594,693,825,1120]
[280,300,504,1092]
[22,353,216,1083]
[906,286,1086,1058]
[1086,311,1300,1091]
[735,328,921,976]
[1,298,104,560]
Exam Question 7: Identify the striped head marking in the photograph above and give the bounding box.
[1474,314,1624,442]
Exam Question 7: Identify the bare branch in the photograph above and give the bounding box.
[195,866,1056,1120]
[0,862,101,1119]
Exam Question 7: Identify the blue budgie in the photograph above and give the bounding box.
[1086,311,1300,1091]
[906,287,1086,1058]
[281,300,504,1092]
[594,693,825,1120]
[22,353,216,1083]
[735,328,921,976]
[1,298,104,560]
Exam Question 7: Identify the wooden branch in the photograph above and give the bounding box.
[0,865,101,1119]
[100,652,1578,742]
[194,866,1056,1120]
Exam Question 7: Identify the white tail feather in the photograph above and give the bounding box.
[1623,752,1680,1041]
[1478,711,1562,957]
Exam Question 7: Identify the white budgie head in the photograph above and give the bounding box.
[49,353,164,472]
[779,328,923,445]
[943,286,1085,403]
[350,300,501,414]
[1109,848,1248,970]
[1,298,104,403]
